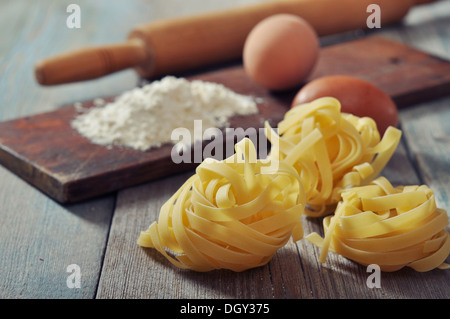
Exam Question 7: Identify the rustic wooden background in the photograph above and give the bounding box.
[0,0,449,299]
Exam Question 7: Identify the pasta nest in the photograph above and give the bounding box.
[306,177,450,272]
[138,138,305,272]
[265,97,402,217]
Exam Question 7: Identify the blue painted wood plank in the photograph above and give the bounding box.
[375,0,450,213]
[0,0,149,298]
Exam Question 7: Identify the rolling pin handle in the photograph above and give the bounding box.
[34,39,150,86]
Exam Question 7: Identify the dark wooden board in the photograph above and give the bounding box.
[310,36,450,108]
[0,36,449,203]
[0,67,288,204]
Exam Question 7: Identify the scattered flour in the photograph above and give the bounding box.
[71,76,258,151]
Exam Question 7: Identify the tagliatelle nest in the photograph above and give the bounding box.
[138,138,305,272]
[265,97,402,217]
[306,177,450,272]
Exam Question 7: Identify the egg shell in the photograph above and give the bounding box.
[292,75,399,134]
[243,14,319,91]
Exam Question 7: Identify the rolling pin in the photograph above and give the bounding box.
[35,0,436,85]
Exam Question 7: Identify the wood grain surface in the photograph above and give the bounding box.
[0,0,449,300]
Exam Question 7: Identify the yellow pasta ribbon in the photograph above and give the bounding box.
[265,97,402,217]
[306,177,450,272]
[137,138,305,272]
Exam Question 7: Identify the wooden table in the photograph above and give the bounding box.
[0,0,449,300]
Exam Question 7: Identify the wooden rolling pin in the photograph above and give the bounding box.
[35,0,436,85]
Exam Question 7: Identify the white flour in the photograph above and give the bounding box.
[72,76,258,151]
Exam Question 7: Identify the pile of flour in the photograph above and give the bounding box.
[71,76,258,151]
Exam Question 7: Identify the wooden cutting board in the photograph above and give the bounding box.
[1,36,450,203]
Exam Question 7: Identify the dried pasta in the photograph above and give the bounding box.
[265,97,402,217]
[137,138,305,272]
[306,177,450,272]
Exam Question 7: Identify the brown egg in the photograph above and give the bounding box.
[243,14,319,91]
[292,75,399,134]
